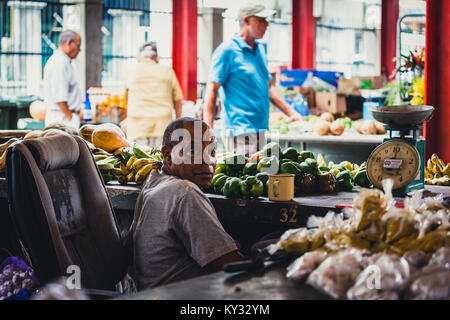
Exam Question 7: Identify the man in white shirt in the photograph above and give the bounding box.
[43,30,83,129]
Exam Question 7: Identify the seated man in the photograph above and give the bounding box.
[131,117,244,290]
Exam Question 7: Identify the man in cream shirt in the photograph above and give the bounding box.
[43,30,83,129]
[125,42,183,148]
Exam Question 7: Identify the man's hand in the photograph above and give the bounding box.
[289,113,303,122]
[56,101,73,121]
[268,83,304,121]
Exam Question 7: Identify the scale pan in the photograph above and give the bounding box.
[369,105,434,127]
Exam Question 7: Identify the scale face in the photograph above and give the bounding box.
[367,140,421,190]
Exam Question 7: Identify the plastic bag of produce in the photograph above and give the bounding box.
[347,253,411,300]
[404,265,450,300]
[402,250,428,269]
[427,246,450,269]
[286,251,328,282]
[278,228,311,255]
[307,248,368,299]
[0,256,39,300]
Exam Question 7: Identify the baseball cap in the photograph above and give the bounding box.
[236,2,276,21]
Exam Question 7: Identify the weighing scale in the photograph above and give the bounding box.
[366,105,434,196]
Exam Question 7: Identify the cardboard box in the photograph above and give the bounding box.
[315,92,347,114]
[337,75,387,95]
[294,87,315,108]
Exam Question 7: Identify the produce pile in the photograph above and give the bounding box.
[79,123,162,185]
[209,142,372,198]
[267,179,450,299]
[0,124,79,176]
[270,112,387,136]
[425,153,450,186]
[93,146,162,185]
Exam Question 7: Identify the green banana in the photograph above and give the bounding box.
[133,145,151,159]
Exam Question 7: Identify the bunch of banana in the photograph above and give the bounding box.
[96,155,118,183]
[113,155,162,186]
[425,153,450,186]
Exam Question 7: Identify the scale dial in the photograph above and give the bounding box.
[367,140,420,190]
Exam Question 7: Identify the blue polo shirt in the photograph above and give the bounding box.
[208,34,271,137]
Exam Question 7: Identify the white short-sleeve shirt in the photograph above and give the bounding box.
[43,50,83,113]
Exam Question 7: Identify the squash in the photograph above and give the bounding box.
[360,120,377,135]
[375,121,387,134]
[320,112,335,123]
[0,138,21,174]
[79,124,99,143]
[23,130,45,140]
[91,123,130,153]
[29,100,47,121]
[314,120,330,136]
[44,124,78,136]
[329,121,345,136]
[42,129,71,138]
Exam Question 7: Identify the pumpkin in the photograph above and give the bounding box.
[23,130,44,140]
[29,100,47,121]
[79,124,99,143]
[91,123,130,153]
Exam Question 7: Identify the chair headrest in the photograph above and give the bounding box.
[23,134,80,172]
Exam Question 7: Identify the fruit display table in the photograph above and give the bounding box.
[266,132,388,165]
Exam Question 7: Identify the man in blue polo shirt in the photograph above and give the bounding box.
[203,2,302,156]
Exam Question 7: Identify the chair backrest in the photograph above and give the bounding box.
[6,134,130,291]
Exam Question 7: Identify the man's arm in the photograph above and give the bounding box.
[203,81,222,129]
[205,250,245,272]
[268,82,303,121]
[56,101,73,121]
[174,99,183,119]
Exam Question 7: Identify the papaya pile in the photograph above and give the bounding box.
[209,143,370,199]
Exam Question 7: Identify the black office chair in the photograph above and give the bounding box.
[5,134,132,298]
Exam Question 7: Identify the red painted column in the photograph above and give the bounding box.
[424,0,450,163]
[172,0,197,102]
[292,0,315,69]
[381,0,399,79]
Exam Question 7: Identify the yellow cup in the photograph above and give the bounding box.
[268,174,295,202]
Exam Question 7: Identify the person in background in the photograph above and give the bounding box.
[125,42,184,149]
[131,117,244,289]
[203,2,303,157]
[43,30,83,130]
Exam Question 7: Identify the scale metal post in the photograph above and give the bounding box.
[366,105,434,196]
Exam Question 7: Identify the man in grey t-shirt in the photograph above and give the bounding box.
[131,117,244,290]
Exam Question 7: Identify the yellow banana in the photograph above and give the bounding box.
[112,168,124,177]
[443,164,450,176]
[427,159,433,171]
[130,158,157,172]
[119,163,129,175]
[126,156,137,169]
[127,172,135,183]
[135,163,157,184]
[144,171,153,184]
[432,164,441,175]
[431,153,439,164]
[94,154,108,161]
[118,175,128,185]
